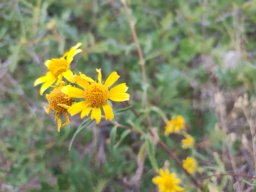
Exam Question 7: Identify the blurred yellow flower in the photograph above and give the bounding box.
[182,157,198,174]
[45,82,72,132]
[181,134,194,149]
[164,115,185,135]
[34,43,82,95]
[152,169,184,192]
[62,68,129,123]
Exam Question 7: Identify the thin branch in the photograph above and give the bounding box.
[121,0,151,127]
[242,106,256,171]
[201,172,256,180]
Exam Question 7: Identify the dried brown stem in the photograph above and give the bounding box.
[121,2,203,190]
[242,107,256,171]
[121,0,151,127]
[201,172,256,180]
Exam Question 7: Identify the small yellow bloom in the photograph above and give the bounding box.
[181,134,194,149]
[182,157,198,174]
[164,115,185,135]
[62,68,130,123]
[152,169,184,192]
[45,83,72,132]
[34,43,82,95]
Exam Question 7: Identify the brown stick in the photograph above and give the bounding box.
[121,0,152,127]
[201,172,256,180]
[121,1,203,190]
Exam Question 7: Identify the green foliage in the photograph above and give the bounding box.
[1,0,256,191]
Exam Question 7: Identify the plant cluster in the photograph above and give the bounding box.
[1,0,256,191]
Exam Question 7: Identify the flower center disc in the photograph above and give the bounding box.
[85,83,108,108]
[47,87,72,113]
[48,58,68,77]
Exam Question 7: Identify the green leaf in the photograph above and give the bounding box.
[69,118,92,150]
[57,175,70,190]
[110,125,117,146]
[145,136,158,171]
[161,13,173,31]
[8,44,20,73]
[94,179,109,192]
[114,129,131,148]
[115,105,132,114]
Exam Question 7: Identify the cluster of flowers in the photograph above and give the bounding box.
[153,115,198,192]
[34,43,129,131]
[34,43,198,191]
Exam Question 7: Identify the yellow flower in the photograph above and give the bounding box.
[34,43,82,95]
[164,115,185,135]
[152,169,184,192]
[62,68,130,123]
[181,134,194,149]
[45,83,72,132]
[182,157,198,174]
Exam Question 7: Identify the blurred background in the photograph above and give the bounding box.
[1,0,256,191]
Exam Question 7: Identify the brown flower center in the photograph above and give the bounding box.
[47,87,72,114]
[85,83,108,108]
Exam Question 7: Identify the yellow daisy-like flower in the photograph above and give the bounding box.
[181,134,195,149]
[62,68,130,123]
[34,43,82,95]
[164,115,185,135]
[182,157,198,174]
[152,169,184,192]
[45,83,72,132]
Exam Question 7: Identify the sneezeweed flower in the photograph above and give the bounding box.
[45,82,72,132]
[182,157,198,174]
[164,115,185,135]
[34,43,82,95]
[62,68,130,123]
[152,169,184,192]
[181,134,195,149]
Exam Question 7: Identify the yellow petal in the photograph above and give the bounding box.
[68,101,86,116]
[176,186,184,191]
[39,77,56,95]
[79,73,94,83]
[152,177,161,184]
[74,42,82,48]
[109,93,130,102]
[62,69,74,83]
[159,169,165,175]
[56,115,62,132]
[44,106,51,114]
[47,58,68,75]
[34,75,47,86]
[44,60,51,68]
[34,72,54,86]
[74,75,90,89]
[58,104,70,110]
[102,103,114,120]
[96,68,102,83]
[55,76,64,86]
[80,106,92,118]
[64,112,70,126]
[91,108,101,123]
[72,42,82,55]
[104,71,120,88]
[109,83,128,94]
[64,43,82,64]
[62,85,85,98]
